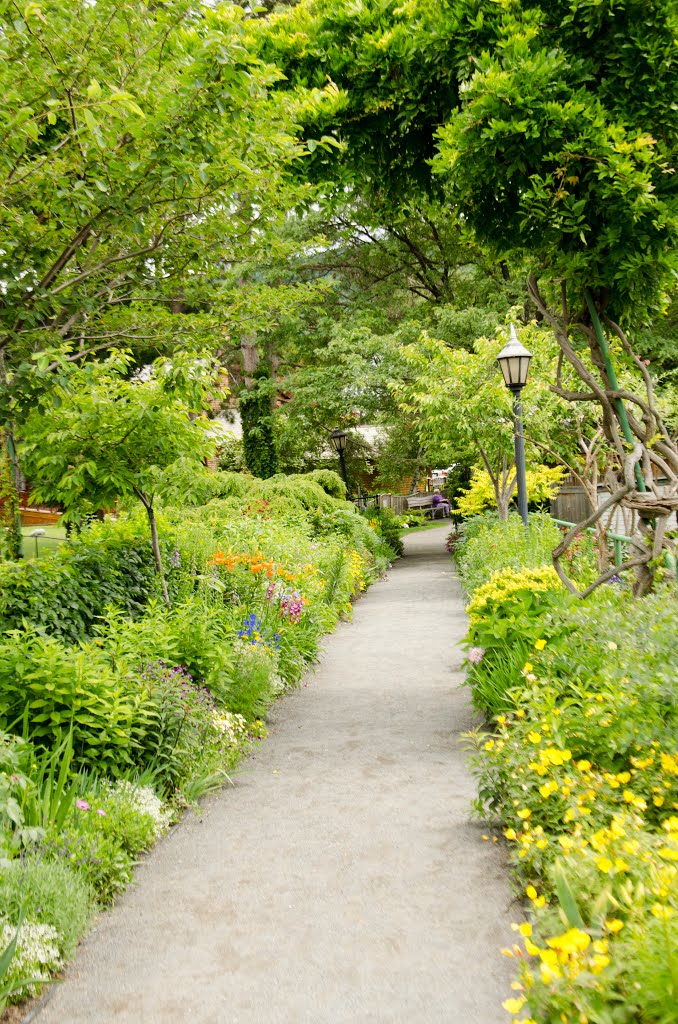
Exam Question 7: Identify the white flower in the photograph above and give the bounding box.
[105,781,173,838]
[0,916,62,999]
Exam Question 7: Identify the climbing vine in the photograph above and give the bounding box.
[240,373,278,480]
[0,429,21,560]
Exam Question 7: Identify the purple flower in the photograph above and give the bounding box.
[76,799,91,811]
[169,548,181,569]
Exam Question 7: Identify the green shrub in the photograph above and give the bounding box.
[303,469,346,500]
[42,820,134,906]
[0,856,95,959]
[226,643,279,720]
[0,522,157,643]
[129,661,253,790]
[462,516,678,1024]
[456,511,563,595]
[216,435,245,473]
[0,629,138,773]
[532,584,678,761]
[99,599,235,702]
[464,564,575,716]
[260,474,343,513]
[360,507,404,556]
[40,780,171,905]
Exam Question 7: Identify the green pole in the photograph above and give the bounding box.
[585,291,645,493]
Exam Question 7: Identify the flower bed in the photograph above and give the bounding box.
[0,471,400,1009]
[455,513,678,1024]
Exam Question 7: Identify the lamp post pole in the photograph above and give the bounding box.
[330,427,349,495]
[337,447,348,492]
[511,387,529,528]
[497,325,533,530]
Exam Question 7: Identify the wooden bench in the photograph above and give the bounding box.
[406,493,450,519]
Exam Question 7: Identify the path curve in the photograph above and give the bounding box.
[35,525,515,1023]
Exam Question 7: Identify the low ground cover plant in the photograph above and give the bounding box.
[0,470,400,1005]
[455,514,678,1024]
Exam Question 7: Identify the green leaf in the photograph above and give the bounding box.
[553,861,585,930]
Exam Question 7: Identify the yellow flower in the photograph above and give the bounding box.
[517,808,532,820]
[518,922,532,938]
[523,662,533,672]
[534,638,546,650]
[651,904,674,920]
[484,740,495,751]
[528,731,541,744]
[591,953,610,974]
[546,928,591,955]
[658,846,678,861]
[605,919,624,933]
[596,856,613,873]
[559,835,574,851]
[540,963,562,983]
[502,996,527,1014]
[526,885,538,900]
[505,828,517,840]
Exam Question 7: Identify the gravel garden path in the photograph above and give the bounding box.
[35,524,515,1024]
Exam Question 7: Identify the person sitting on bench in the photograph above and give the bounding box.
[431,488,451,518]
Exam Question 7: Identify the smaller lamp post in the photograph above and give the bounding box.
[497,325,532,528]
[330,427,349,494]
[28,527,45,560]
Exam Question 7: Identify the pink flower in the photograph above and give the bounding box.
[76,799,91,811]
[96,809,107,817]
[467,647,485,665]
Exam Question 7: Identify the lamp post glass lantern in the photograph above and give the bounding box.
[330,427,349,493]
[497,325,532,528]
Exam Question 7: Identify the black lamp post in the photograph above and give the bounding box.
[497,325,532,528]
[330,427,349,493]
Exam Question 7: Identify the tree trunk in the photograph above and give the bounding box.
[135,488,170,606]
[241,332,259,388]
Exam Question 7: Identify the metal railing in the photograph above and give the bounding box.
[553,518,677,581]
[351,494,380,510]
[24,528,67,559]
